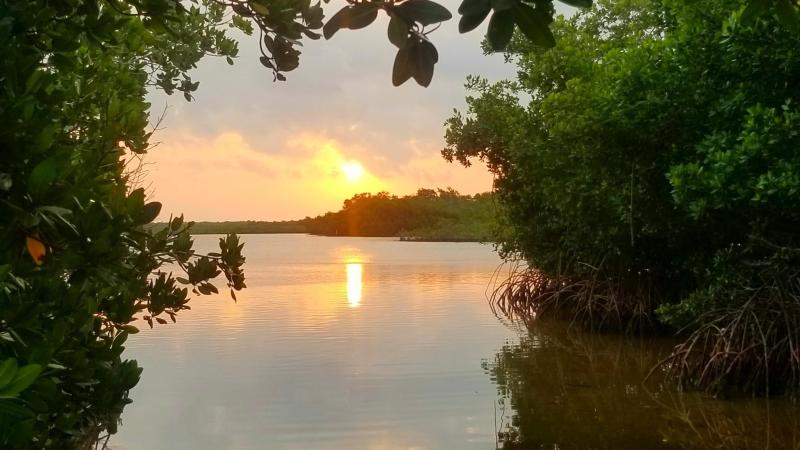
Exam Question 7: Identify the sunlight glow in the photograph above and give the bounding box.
[340,161,365,183]
[141,131,494,221]
[346,263,363,308]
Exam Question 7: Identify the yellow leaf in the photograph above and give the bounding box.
[26,236,46,265]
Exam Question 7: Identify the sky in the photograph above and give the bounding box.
[137,1,569,221]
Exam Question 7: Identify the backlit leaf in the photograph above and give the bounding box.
[487,10,515,51]
[140,202,162,225]
[458,0,490,15]
[392,46,414,86]
[514,4,556,48]
[394,0,452,26]
[388,15,410,48]
[411,39,438,87]
[459,9,491,32]
[323,5,379,39]
[0,364,42,398]
[249,1,269,16]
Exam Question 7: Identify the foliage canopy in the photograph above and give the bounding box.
[304,189,498,240]
[0,0,255,446]
[445,0,800,392]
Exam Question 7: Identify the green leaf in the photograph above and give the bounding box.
[0,173,11,191]
[250,1,269,16]
[323,5,379,39]
[0,264,10,284]
[24,70,46,94]
[487,10,515,51]
[514,4,556,48]
[392,46,414,86]
[0,364,42,398]
[388,15,410,48]
[558,0,592,8]
[459,9,491,33]
[38,206,77,234]
[775,0,800,32]
[0,360,17,389]
[28,158,59,194]
[35,124,57,152]
[740,0,769,24]
[0,399,34,421]
[394,0,453,26]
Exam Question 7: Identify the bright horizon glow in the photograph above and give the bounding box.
[141,131,494,221]
[340,161,365,183]
[346,263,362,308]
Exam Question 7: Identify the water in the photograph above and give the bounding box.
[112,234,799,450]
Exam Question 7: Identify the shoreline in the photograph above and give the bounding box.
[182,230,491,243]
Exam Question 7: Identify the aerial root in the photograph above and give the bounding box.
[489,261,658,333]
[657,273,800,396]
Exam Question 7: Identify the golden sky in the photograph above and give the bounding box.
[137,129,493,221]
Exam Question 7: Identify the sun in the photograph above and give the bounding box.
[340,161,365,183]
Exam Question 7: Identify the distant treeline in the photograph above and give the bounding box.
[184,220,305,234]
[147,219,305,235]
[305,188,496,241]
[151,189,497,241]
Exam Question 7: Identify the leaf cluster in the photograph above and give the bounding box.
[444,0,800,332]
[0,0,251,446]
[322,0,592,86]
[303,188,498,240]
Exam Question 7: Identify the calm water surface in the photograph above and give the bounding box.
[112,235,799,450]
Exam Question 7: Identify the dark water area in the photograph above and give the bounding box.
[487,322,800,449]
[112,235,799,450]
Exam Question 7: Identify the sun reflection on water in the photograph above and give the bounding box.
[346,263,363,308]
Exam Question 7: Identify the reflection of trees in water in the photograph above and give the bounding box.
[646,390,800,450]
[484,321,800,449]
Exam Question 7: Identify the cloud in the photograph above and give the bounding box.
[137,130,491,221]
[140,0,573,219]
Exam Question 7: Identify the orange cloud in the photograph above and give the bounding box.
[133,129,492,221]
